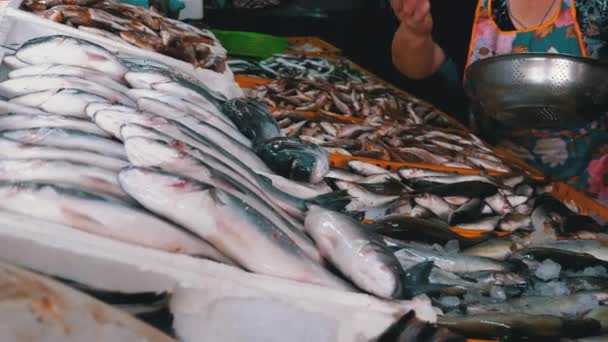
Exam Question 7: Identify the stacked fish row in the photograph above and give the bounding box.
[22,0,227,72]
[330,159,608,340]
[0,35,235,263]
[228,54,369,83]
[247,77,452,127]
[276,112,513,172]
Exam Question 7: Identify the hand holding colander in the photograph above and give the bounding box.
[465,53,608,130]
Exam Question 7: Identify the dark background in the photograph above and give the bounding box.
[202,0,478,119]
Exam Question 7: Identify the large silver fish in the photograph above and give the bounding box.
[0,137,127,171]
[8,63,129,92]
[15,35,128,81]
[0,182,229,261]
[123,136,322,262]
[304,206,404,299]
[118,167,352,291]
[2,127,126,160]
[0,99,48,115]
[0,159,129,201]
[135,97,250,147]
[0,113,110,137]
[0,76,134,106]
[10,89,110,118]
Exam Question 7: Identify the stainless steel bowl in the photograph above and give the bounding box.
[465,53,608,129]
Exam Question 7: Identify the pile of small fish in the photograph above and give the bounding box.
[247,78,452,127]
[277,114,513,172]
[228,54,369,82]
[326,159,608,340]
[22,0,227,72]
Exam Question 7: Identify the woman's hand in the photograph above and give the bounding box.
[391,0,433,36]
[390,0,445,80]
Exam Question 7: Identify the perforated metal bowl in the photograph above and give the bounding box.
[465,53,608,129]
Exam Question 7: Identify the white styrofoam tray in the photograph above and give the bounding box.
[0,0,243,99]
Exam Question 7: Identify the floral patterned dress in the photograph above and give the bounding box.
[465,0,608,206]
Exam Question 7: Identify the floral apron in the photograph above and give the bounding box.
[466,0,608,206]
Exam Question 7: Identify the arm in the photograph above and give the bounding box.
[390,0,447,79]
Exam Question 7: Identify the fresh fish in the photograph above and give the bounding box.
[254,137,329,184]
[126,88,235,127]
[221,98,281,144]
[534,240,608,262]
[506,195,529,207]
[325,169,363,182]
[448,198,483,226]
[348,160,393,176]
[335,180,399,211]
[0,76,134,106]
[385,198,414,215]
[85,102,136,118]
[414,194,453,221]
[562,277,608,293]
[485,193,513,215]
[2,54,29,69]
[8,63,130,93]
[466,156,511,173]
[398,167,458,180]
[10,89,110,117]
[375,310,465,342]
[136,97,249,147]
[123,136,322,262]
[0,113,110,137]
[99,114,350,219]
[0,137,127,171]
[465,291,607,317]
[396,257,477,289]
[0,159,129,201]
[15,35,128,81]
[118,167,352,290]
[498,212,532,232]
[0,182,228,261]
[0,99,48,115]
[513,247,608,271]
[94,109,269,173]
[416,181,498,198]
[453,216,501,232]
[368,216,489,248]
[304,206,404,299]
[407,175,495,187]
[458,270,527,287]
[438,314,601,340]
[443,196,470,206]
[123,67,225,110]
[532,194,603,237]
[461,234,527,260]
[2,127,126,160]
[254,170,332,199]
[395,243,513,273]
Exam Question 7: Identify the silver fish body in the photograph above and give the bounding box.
[305,206,404,299]
[118,168,351,290]
[0,182,227,260]
[0,99,48,115]
[0,159,129,201]
[0,137,127,171]
[10,89,110,118]
[0,76,134,106]
[0,114,110,137]
[2,128,126,160]
[15,35,128,81]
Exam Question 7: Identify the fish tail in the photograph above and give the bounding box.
[306,190,351,212]
[401,261,452,299]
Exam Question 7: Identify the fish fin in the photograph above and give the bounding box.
[208,188,227,206]
[401,261,451,299]
[306,190,351,212]
[359,178,407,196]
[344,210,365,221]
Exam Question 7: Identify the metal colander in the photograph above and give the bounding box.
[465,53,608,130]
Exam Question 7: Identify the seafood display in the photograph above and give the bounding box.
[229,54,369,82]
[21,0,227,72]
[0,9,605,340]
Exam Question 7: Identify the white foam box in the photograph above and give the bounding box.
[0,0,242,98]
[0,216,437,342]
